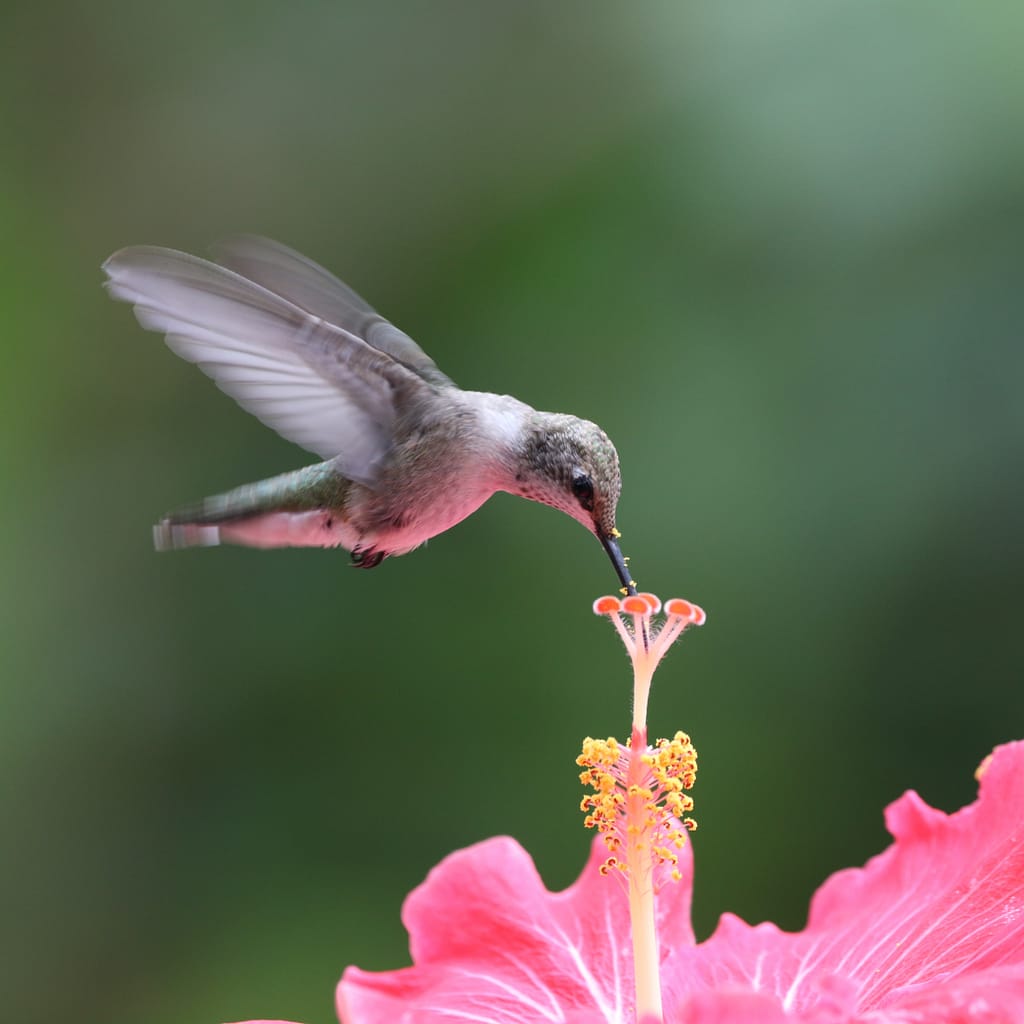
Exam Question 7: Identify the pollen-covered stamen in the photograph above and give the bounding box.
[577,730,698,888]
[587,593,705,1024]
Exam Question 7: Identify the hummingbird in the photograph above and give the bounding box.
[103,236,637,593]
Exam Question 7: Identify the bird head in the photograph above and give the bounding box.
[510,414,635,594]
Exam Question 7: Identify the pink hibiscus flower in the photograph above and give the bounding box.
[335,739,1024,1023]
[234,597,1024,1023]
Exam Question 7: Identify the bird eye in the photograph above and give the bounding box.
[572,473,595,512]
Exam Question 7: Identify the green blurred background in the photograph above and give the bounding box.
[3,3,1023,1022]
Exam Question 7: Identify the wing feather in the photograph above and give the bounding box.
[103,244,444,483]
[212,236,452,385]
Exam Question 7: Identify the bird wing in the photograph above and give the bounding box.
[103,244,446,483]
[211,236,451,388]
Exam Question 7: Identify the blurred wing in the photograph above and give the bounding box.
[103,246,433,482]
[212,236,452,387]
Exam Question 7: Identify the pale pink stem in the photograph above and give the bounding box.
[631,612,655,731]
[626,724,662,1023]
[631,659,654,733]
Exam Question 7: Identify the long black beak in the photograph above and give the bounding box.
[600,533,637,595]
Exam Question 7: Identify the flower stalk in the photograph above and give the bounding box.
[581,594,705,1023]
[627,723,663,1021]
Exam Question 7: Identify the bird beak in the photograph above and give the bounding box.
[600,532,637,596]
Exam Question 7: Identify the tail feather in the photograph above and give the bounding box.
[153,463,353,552]
[154,522,223,551]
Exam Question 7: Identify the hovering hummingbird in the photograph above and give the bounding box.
[103,236,637,593]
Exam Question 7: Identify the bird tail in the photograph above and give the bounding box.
[154,519,223,551]
[153,463,352,552]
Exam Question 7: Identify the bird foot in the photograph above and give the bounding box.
[350,548,385,569]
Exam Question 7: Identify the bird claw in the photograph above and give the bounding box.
[351,548,385,569]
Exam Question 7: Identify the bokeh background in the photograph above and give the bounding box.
[4,3,1023,1023]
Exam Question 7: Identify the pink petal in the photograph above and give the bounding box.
[672,990,809,1023]
[337,742,1024,1023]
[662,741,1024,1019]
[338,833,695,1023]
[855,963,1024,1022]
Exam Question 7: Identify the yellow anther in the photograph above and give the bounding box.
[579,729,697,887]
